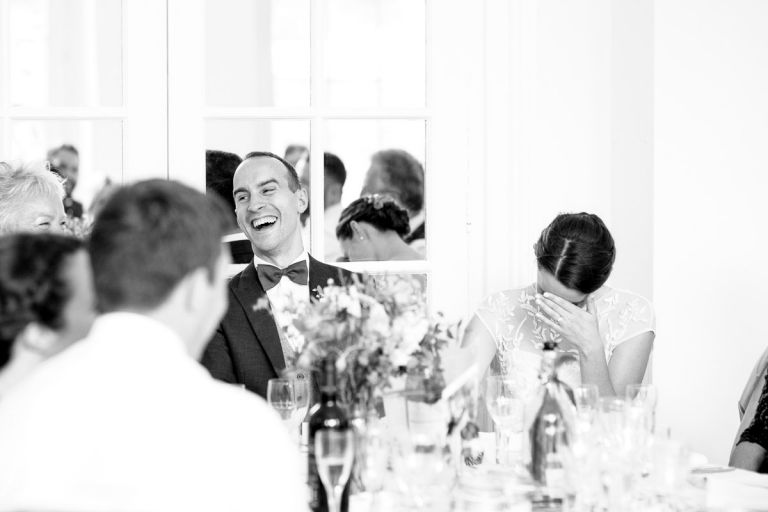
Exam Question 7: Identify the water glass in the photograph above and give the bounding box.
[315,429,355,512]
[267,378,296,428]
[485,376,526,467]
[626,384,657,434]
[392,433,455,510]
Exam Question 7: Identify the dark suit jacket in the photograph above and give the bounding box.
[201,255,351,399]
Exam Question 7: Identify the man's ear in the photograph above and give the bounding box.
[296,187,309,214]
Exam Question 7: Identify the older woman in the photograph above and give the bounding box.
[463,212,655,398]
[0,233,96,395]
[0,161,67,235]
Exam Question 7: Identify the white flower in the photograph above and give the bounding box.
[392,311,429,356]
[363,300,391,338]
[337,292,362,317]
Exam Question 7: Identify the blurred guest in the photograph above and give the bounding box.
[88,178,118,221]
[361,149,426,255]
[0,161,67,235]
[0,234,95,396]
[206,149,253,264]
[283,144,308,167]
[730,347,768,472]
[299,152,347,261]
[0,180,305,512]
[202,152,351,398]
[47,144,83,219]
[336,194,421,261]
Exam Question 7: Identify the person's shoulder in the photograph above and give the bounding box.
[481,285,536,309]
[592,285,654,311]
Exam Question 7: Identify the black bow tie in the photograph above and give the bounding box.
[256,261,309,291]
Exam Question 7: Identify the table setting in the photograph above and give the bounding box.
[263,274,768,512]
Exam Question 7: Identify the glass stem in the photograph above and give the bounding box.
[331,486,343,512]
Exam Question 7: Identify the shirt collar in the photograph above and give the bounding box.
[409,210,425,231]
[252,251,308,269]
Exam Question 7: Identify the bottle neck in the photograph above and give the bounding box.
[320,357,339,403]
[540,349,557,380]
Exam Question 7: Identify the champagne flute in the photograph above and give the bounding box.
[315,429,355,512]
[626,384,657,434]
[485,375,525,466]
[292,377,311,449]
[267,378,296,429]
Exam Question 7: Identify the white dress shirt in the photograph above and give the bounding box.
[253,252,310,354]
[0,313,306,512]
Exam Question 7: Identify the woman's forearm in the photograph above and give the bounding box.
[579,348,616,397]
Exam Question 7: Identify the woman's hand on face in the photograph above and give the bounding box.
[534,292,603,358]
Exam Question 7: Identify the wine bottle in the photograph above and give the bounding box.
[529,341,576,501]
[308,357,350,512]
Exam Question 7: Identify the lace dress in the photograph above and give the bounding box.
[476,284,656,393]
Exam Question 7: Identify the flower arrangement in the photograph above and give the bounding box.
[273,274,459,414]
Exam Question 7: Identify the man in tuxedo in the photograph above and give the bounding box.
[202,151,349,398]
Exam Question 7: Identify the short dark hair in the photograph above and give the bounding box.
[89,180,231,312]
[336,195,411,240]
[0,233,84,369]
[46,144,79,159]
[206,150,242,222]
[534,212,616,294]
[370,149,424,213]
[324,152,346,188]
[242,151,301,192]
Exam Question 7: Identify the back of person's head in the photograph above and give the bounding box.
[89,179,231,313]
[369,149,424,214]
[0,161,65,235]
[534,212,616,294]
[242,151,301,192]
[46,144,79,160]
[0,233,84,370]
[284,144,308,166]
[206,150,242,224]
[336,194,411,240]
[324,152,346,188]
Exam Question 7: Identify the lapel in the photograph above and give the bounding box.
[230,262,285,375]
[308,254,348,299]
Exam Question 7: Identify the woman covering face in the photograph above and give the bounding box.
[0,162,68,235]
[462,212,656,400]
[0,233,96,395]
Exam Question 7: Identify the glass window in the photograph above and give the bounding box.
[8,0,123,107]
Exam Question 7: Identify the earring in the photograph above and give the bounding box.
[359,236,365,241]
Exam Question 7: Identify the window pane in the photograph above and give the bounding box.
[323,0,426,108]
[323,119,426,261]
[8,0,123,107]
[206,0,310,107]
[9,120,123,214]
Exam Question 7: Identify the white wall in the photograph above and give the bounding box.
[472,0,654,310]
[654,0,768,464]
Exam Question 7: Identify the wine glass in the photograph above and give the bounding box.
[267,378,296,429]
[484,375,525,467]
[626,384,657,434]
[315,429,355,512]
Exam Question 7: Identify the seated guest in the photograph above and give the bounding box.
[0,234,95,396]
[299,152,348,261]
[361,149,426,255]
[0,180,305,512]
[202,151,351,398]
[205,149,253,263]
[336,194,421,261]
[730,347,768,472]
[47,144,84,219]
[0,161,67,234]
[463,213,655,398]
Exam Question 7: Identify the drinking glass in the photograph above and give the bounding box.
[267,378,296,429]
[626,384,658,434]
[315,429,355,512]
[292,377,311,447]
[485,376,525,467]
[391,433,454,510]
[573,384,600,435]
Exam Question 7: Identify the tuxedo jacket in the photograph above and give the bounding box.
[201,255,351,399]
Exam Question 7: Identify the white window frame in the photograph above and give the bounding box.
[0,0,167,186]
